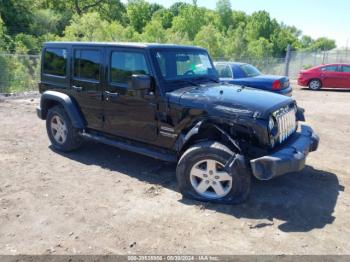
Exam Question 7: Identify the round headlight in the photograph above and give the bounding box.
[268,116,275,131]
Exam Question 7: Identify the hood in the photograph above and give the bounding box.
[167,83,294,119]
[229,75,290,91]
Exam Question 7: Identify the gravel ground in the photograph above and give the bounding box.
[0,86,349,255]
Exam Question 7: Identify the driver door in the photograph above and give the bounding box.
[103,48,157,143]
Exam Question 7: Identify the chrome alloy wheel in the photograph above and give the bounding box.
[309,80,321,90]
[190,159,233,199]
[50,115,68,144]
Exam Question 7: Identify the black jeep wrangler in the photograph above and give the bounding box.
[37,42,319,204]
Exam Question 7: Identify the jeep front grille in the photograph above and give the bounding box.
[275,106,297,143]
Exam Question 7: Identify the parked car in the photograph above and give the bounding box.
[214,62,293,96]
[37,42,319,204]
[298,63,350,90]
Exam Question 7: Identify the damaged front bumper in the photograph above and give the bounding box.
[250,125,319,180]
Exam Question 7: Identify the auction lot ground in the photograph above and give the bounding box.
[0,86,349,255]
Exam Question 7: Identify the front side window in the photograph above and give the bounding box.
[74,49,101,81]
[110,51,149,84]
[216,64,233,78]
[43,48,67,77]
[155,49,216,81]
[321,65,338,72]
[240,64,261,77]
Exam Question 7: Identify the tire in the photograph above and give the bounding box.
[46,105,82,152]
[308,79,322,90]
[176,141,251,204]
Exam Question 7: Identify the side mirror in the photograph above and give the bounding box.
[129,75,151,91]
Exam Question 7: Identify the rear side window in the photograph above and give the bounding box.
[43,48,67,77]
[74,49,101,81]
[240,64,261,77]
[110,51,149,84]
[341,66,350,73]
[216,64,233,78]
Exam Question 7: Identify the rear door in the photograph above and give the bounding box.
[320,65,342,87]
[103,47,157,142]
[339,65,350,88]
[71,46,104,130]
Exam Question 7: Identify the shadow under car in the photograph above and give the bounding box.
[51,140,342,233]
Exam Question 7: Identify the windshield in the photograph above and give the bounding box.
[154,49,217,90]
[240,64,261,77]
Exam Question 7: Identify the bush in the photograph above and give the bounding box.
[0,54,39,93]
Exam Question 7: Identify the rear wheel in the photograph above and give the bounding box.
[308,79,322,90]
[176,141,251,204]
[46,105,82,152]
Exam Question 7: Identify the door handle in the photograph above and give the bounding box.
[104,91,119,101]
[72,85,83,91]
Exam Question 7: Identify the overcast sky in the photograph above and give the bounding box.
[122,0,350,48]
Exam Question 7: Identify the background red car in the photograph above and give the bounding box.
[298,63,350,90]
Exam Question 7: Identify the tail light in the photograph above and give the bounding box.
[272,80,281,90]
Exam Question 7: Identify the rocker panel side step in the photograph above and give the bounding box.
[80,132,177,162]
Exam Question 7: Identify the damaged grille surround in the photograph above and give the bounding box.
[270,104,297,146]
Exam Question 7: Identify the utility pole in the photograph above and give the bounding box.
[284,44,291,77]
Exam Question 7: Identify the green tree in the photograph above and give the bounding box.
[152,9,173,29]
[300,35,314,49]
[194,24,224,58]
[247,37,273,59]
[245,11,278,42]
[271,25,300,57]
[164,30,191,45]
[0,16,7,50]
[0,0,34,36]
[98,0,127,23]
[171,1,206,40]
[224,23,248,60]
[309,37,336,51]
[169,2,190,16]
[2,54,39,92]
[149,3,163,16]
[126,0,152,33]
[231,11,247,29]
[142,19,166,43]
[63,12,137,42]
[30,9,63,37]
[69,0,118,16]
[13,33,40,54]
[38,0,126,23]
[215,0,232,32]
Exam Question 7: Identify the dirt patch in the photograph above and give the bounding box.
[0,87,349,255]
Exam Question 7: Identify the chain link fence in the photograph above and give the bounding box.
[214,49,350,79]
[0,49,350,93]
[0,53,40,94]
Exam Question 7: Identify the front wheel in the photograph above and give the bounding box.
[308,79,322,90]
[176,141,251,204]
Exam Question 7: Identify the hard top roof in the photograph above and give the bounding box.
[214,61,247,66]
[44,41,206,51]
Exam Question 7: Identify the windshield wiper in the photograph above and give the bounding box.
[196,75,220,83]
[172,79,200,87]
